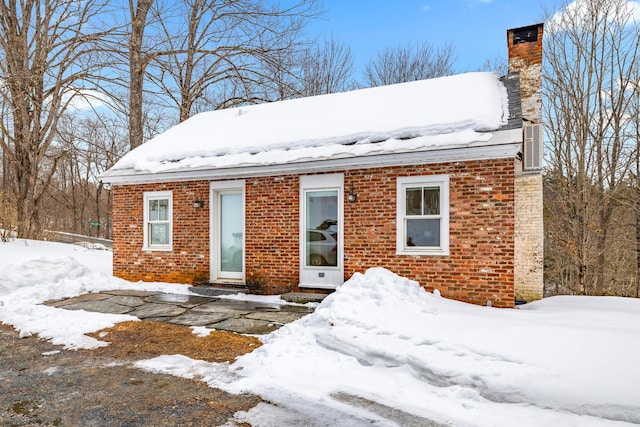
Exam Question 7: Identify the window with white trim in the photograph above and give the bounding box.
[143,191,172,251]
[397,175,449,256]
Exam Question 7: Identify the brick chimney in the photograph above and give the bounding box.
[508,23,545,304]
[507,23,543,124]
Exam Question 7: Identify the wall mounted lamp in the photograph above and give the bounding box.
[193,199,205,208]
[347,183,358,203]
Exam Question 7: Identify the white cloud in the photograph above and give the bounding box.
[63,87,109,112]
[548,0,640,32]
[0,79,108,113]
[422,5,430,12]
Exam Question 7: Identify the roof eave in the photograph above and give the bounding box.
[101,128,522,186]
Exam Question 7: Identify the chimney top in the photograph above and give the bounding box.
[512,24,540,44]
[507,23,544,69]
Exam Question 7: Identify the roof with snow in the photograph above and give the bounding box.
[102,72,522,184]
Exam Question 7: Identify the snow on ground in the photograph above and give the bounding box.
[2,239,640,426]
[0,238,189,348]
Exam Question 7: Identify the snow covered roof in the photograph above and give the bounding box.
[102,72,521,184]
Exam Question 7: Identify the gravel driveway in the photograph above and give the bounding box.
[0,323,260,426]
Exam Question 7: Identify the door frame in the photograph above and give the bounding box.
[299,174,344,289]
[210,180,245,283]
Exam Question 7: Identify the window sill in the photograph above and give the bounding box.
[299,282,339,290]
[397,248,449,257]
[142,246,173,252]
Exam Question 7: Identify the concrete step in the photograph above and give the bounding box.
[281,291,329,304]
[188,286,248,297]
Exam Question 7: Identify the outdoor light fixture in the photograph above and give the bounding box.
[193,199,205,208]
[347,183,358,203]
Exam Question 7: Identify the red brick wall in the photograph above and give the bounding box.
[343,159,515,308]
[244,175,299,294]
[112,158,515,307]
[112,181,210,284]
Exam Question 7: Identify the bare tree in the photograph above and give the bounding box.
[255,46,299,101]
[543,0,640,295]
[363,41,456,87]
[630,65,640,298]
[0,0,110,238]
[475,56,508,76]
[40,114,127,238]
[120,0,318,134]
[297,35,356,96]
[636,152,640,298]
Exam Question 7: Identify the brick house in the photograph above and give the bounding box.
[102,24,544,308]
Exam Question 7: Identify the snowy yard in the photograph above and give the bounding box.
[1,238,639,426]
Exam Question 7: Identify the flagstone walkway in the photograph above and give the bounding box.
[45,289,315,335]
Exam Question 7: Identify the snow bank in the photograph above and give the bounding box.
[0,253,134,349]
[140,268,640,426]
[0,239,192,349]
[0,238,112,280]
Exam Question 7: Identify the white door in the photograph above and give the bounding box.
[211,181,245,282]
[300,174,344,289]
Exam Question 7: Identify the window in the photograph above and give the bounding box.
[397,175,449,256]
[143,191,172,251]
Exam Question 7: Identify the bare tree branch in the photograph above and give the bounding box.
[363,41,456,87]
[543,0,640,296]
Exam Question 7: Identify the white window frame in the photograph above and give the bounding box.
[396,175,449,256]
[143,190,173,251]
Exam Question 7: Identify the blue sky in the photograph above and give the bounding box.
[307,0,567,75]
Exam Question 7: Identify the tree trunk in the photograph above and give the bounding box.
[128,0,154,149]
[95,181,103,238]
[2,149,6,201]
[15,160,38,238]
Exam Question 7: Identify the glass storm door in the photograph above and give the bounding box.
[300,175,343,289]
[214,189,244,281]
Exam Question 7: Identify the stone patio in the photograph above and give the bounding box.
[45,290,315,335]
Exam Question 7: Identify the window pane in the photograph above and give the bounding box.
[406,187,422,215]
[220,193,243,273]
[423,188,440,215]
[307,231,326,242]
[150,223,169,245]
[157,199,169,221]
[148,199,159,221]
[406,218,440,247]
